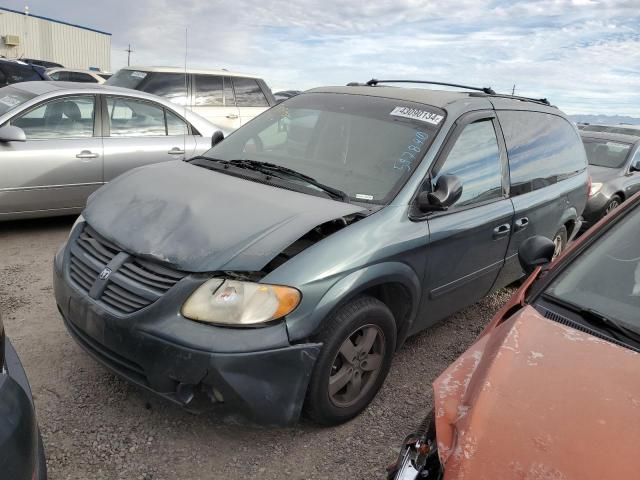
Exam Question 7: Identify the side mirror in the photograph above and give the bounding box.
[417,174,463,212]
[211,130,224,147]
[518,236,555,275]
[0,125,26,142]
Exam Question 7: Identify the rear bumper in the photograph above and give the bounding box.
[1,338,45,479]
[53,245,321,426]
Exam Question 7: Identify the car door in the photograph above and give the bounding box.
[232,77,270,126]
[0,94,102,215]
[191,74,240,130]
[411,112,514,334]
[101,95,197,182]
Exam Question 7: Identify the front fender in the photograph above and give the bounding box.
[285,262,422,346]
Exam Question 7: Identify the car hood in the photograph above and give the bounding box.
[83,161,365,272]
[433,305,640,479]
[588,164,620,183]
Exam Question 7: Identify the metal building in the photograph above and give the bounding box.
[0,7,111,71]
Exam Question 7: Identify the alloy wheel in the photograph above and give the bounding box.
[605,200,620,214]
[328,324,386,408]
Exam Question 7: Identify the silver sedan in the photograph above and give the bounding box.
[0,81,227,220]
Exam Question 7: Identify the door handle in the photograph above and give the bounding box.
[76,150,98,159]
[226,114,239,119]
[493,223,511,239]
[514,217,530,232]
[168,147,186,155]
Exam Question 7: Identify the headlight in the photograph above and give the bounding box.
[589,182,603,196]
[181,279,301,326]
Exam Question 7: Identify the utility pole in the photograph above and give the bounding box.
[511,84,516,95]
[125,44,133,66]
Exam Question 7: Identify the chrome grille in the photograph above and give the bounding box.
[68,224,186,314]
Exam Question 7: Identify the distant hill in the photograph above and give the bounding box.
[570,114,640,125]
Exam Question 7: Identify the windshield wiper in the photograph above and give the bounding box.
[542,293,640,345]
[227,160,349,202]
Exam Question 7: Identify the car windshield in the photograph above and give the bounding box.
[203,92,444,204]
[583,137,632,168]
[105,69,149,89]
[545,207,640,336]
[0,86,36,117]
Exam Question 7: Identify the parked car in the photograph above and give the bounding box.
[106,66,276,130]
[0,81,226,221]
[581,130,640,229]
[578,122,640,135]
[0,314,47,479]
[274,90,302,102]
[0,59,50,86]
[53,80,588,426]
[47,68,109,84]
[389,190,640,480]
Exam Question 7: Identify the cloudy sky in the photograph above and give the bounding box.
[6,0,640,115]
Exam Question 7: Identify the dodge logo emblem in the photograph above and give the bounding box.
[99,267,112,280]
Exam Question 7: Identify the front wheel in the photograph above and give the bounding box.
[304,296,397,425]
[605,195,622,215]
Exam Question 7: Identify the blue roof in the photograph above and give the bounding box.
[0,7,111,36]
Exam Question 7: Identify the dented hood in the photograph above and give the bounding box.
[434,305,640,480]
[83,161,365,272]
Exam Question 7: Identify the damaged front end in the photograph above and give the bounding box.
[388,411,443,480]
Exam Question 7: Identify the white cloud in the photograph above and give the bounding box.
[6,0,640,115]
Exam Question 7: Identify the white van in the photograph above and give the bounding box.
[106,67,276,130]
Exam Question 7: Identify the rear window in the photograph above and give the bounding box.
[582,137,632,169]
[0,85,36,116]
[498,111,587,195]
[232,77,268,107]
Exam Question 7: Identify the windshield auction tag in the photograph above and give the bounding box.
[131,71,147,79]
[390,106,443,125]
[0,95,20,108]
[355,193,374,201]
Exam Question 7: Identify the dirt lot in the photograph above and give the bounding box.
[0,216,514,480]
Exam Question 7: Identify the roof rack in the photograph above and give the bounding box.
[360,79,496,95]
[478,92,551,107]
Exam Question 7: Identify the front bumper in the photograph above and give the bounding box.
[1,337,44,479]
[53,240,321,426]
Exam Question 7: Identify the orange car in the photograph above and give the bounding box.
[389,192,640,479]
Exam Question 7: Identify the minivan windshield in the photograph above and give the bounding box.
[545,207,640,339]
[203,93,444,204]
[0,86,36,117]
[582,137,632,169]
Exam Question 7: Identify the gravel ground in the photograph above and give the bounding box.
[0,215,514,480]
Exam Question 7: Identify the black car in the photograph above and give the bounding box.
[581,130,640,229]
[274,90,302,102]
[0,315,47,479]
[0,59,50,86]
[21,58,64,69]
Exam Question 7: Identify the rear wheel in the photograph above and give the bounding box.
[304,296,396,425]
[605,195,622,215]
[552,226,568,259]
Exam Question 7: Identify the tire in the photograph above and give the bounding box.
[304,295,397,425]
[552,226,568,259]
[605,195,622,215]
[37,429,47,480]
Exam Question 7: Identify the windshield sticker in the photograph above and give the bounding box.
[131,71,147,79]
[355,193,374,201]
[390,106,443,125]
[394,131,428,171]
[0,95,21,108]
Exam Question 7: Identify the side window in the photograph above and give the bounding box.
[140,73,188,106]
[497,111,587,195]
[107,97,166,137]
[193,74,223,106]
[166,110,189,136]
[49,71,60,81]
[70,72,97,83]
[433,119,503,207]
[232,77,269,107]
[11,95,95,139]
